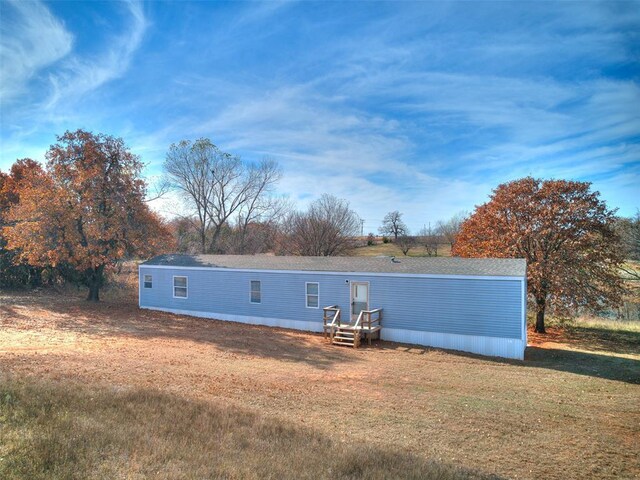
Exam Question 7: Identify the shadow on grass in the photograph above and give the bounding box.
[0,304,33,321]
[0,375,501,480]
[524,346,640,384]
[0,290,355,371]
[560,326,640,356]
[375,339,640,385]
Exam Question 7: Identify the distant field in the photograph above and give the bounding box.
[351,241,452,257]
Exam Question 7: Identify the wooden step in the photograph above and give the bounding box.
[333,335,355,341]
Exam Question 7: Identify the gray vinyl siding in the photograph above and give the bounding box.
[140,267,524,340]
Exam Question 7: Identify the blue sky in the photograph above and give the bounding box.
[1,0,639,232]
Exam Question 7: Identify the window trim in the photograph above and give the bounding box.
[250,280,261,304]
[143,274,153,289]
[173,275,188,299]
[305,281,319,309]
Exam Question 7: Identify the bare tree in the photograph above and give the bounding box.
[206,151,252,253]
[144,176,171,203]
[234,198,291,254]
[164,139,216,253]
[616,210,640,261]
[379,211,408,241]
[168,217,201,254]
[418,224,440,256]
[233,159,289,253]
[164,139,283,254]
[436,212,467,249]
[284,194,361,256]
[396,235,416,256]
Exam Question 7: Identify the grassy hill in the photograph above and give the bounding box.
[350,241,452,257]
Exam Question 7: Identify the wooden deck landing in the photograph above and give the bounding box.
[322,306,383,347]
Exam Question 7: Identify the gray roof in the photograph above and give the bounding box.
[142,254,526,277]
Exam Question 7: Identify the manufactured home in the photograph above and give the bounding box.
[138,254,527,360]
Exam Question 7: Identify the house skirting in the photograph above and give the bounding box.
[381,327,525,360]
[141,306,324,333]
[140,305,525,360]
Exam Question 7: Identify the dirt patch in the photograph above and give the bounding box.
[1,288,639,479]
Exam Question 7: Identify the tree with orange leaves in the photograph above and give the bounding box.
[452,177,625,333]
[0,158,44,216]
[0,159,46,287]
[3,130,171,301]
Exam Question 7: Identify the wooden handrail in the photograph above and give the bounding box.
[360,308,382,329]
[363,308,382,314]
[353,311,363,328]
[352,311,363,347]
[323,306,341,339]
[360,308,382,346]
[328,308,341,341]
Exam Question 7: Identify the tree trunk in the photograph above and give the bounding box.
[535,299,546,333]
[238,230,247,254]
[85,265,105,302]
[200,229,207,254]
[208,225,223,253]
[87,283,100,302]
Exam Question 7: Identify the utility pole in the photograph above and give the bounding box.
[360,219,365,236]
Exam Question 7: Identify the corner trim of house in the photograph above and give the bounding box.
[521,277,528,348]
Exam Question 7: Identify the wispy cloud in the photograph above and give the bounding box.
[0,0,638,229]
[44,1,147,109]
[184,82,492,229]
[0,0,73,102]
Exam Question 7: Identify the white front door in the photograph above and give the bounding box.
[351,282,369,321]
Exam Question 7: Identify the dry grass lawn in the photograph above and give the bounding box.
[1,377,486,480]
[0,272,638,479]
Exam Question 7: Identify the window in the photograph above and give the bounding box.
[306,282,319,308]
[250,280,261,304]
[173,276,187,298]
[143,274,152,289]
